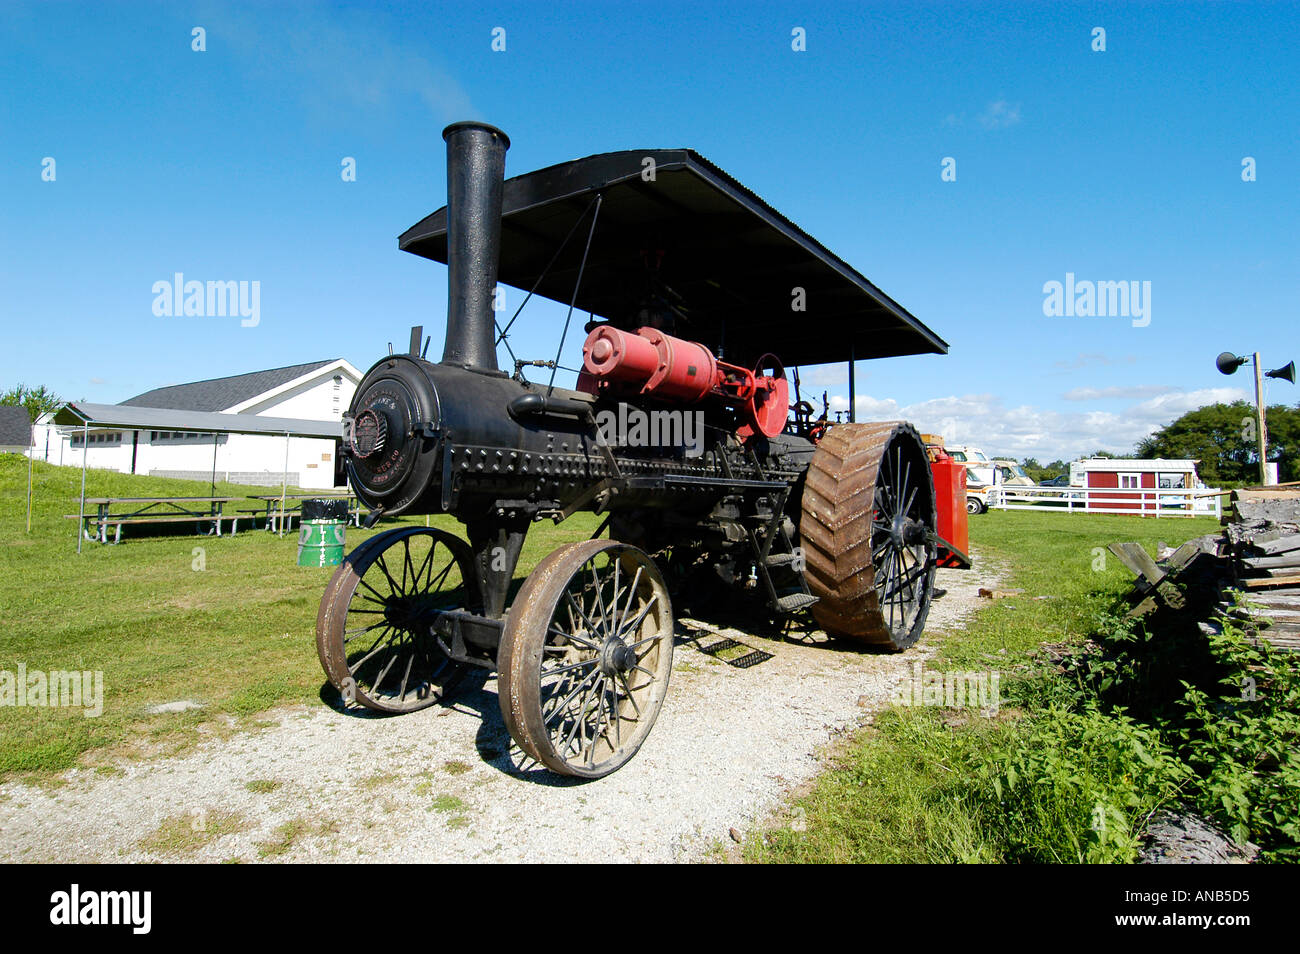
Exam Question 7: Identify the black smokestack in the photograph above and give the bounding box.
[441,121,510,370]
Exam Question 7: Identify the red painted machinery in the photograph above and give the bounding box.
[927,444,972,569]
[580,325,789,439]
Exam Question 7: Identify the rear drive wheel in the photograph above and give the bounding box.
[799,422,937,651]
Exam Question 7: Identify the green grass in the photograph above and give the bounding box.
[928,509,1222,672]
[6,454,1264,861]
[0,454,600,780]
[747,508,1225,864]
[138,808,247,857]
[256,817,310,858]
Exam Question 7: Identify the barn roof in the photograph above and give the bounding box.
[120,360,337,412]
[398,149,947,367]
[52,402,342,439]
[0,406,32,446]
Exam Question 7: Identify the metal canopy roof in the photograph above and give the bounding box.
[53,402,342,439]
[398,149,947,367]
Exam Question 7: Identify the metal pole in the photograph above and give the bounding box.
[210,433,219,496]
[848,344,856,424]
[25,425,34,533]
[280,432,290,538]
[1253,352,1270,484]
[77,421,88,554]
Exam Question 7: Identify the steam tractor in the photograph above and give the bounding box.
[316,122,952,778]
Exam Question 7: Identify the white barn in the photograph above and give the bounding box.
[35,360,360,490]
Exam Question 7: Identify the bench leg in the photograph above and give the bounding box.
[114,524,122,545]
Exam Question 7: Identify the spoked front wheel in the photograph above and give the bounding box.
[498,540,674,779]
[316,527,481,713]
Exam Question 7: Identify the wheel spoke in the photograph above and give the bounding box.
[398,654,414,702]
[614,565,644,637]
[318,529,473,714]
[375,552,403,598]
[588,563,610,638]
[547,623,600,650]
[350,626,401,673]
[402,538,414,595]
[565,590,603,641]
[546,668,600,727]
[619,593,660,643]
[371,646,401,694]
[540,657,600,681]
[617,672,642,716]
[343,620,387,642]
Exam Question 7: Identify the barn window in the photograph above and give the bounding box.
[1119,473,1141,489]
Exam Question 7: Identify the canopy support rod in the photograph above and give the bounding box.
[25,426,34,534]
[280,432,290,538]
[77,421,88,554]
[210,433,219,496]
[496,194,601,350]
[848,344,856,424]
[548,192,603,396]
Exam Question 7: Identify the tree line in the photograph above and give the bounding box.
[1015,402,1299,486]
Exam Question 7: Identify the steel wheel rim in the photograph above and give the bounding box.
[317,527,477,713]
[871,439,936,645]
[500,541,674,779]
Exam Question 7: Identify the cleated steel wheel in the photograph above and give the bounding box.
[799,421,937,651]
[316,527,480,713]
[498,540,674,779]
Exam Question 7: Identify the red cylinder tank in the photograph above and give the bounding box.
[930,455,970,568]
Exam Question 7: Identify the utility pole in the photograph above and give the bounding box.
[1251,351,1269,485]
[1216,350,1293,486]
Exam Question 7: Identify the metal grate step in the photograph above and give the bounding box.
[776,593,819,614]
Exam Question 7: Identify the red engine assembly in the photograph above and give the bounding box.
[929,447,971,569]
[581,326,789,439]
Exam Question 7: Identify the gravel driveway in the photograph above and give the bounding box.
[0,554,1001,863]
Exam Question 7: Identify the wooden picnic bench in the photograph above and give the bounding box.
[246,493,361,533]
[64,496,243,545]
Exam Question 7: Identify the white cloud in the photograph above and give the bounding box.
[216,6,476,123]
[827,387,1250,462]
[978,99,1022,130]
[1052,352,1137,371]
[1063,385,1176,401]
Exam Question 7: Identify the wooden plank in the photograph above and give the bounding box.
[1254,534,1300,556]
[1243,575,1300,589]
[1108,542,1165,583]
[1242,594,1300,609]
[1243,552,1300,570]
[1164,536,1216,571]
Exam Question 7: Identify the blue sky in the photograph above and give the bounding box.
[3,0,1297,462]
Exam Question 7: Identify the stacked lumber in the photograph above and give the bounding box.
[1108,536,1223,621]
[1111,487,1300,651]
[1221,492,1300,650]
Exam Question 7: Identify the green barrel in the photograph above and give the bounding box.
[297,498,349,567]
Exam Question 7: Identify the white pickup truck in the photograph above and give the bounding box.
[947,447,1034,513]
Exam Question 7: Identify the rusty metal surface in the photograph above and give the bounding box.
[799,421,935,649]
